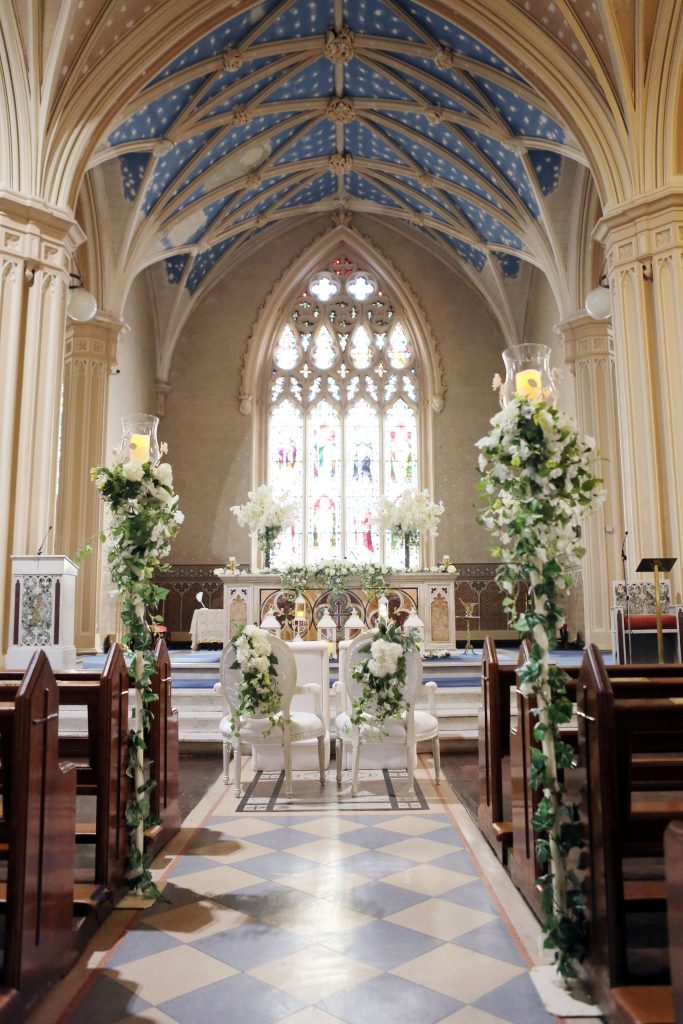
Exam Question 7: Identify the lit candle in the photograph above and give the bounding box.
[129,432,150,464]
[515,369,543,400]
[228,556,237,573]
[443,555,451,567]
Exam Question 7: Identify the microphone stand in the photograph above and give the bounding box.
[621,531,632,664]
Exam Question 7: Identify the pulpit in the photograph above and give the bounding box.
[5,555,78,669]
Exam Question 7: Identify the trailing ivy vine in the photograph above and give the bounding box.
[92,458,183,896]
[476,396,604,978]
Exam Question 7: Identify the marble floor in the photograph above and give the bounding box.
[31,761,558,1024]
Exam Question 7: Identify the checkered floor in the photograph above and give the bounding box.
[48,764,554,1024]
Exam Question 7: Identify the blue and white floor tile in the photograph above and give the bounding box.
[34,762,558,1024]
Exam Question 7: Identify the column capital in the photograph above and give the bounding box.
[554,312,613,367]
[0,188,85,270]
[156,378,172,418]
[594,187,683,270]
[64,313,127,369]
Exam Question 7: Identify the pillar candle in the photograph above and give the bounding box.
[129,433,150,464]
[515,369,542,400]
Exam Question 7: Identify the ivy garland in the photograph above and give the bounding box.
[356,562,391,601]
[350,619,421,734]
[279,560,392,605]
[230,624,282,736]
[92,458,183,896]
[279,564,310,598]
[476,396,604,978]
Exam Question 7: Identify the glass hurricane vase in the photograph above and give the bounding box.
[402,531,418,571]
[500,344,557,407]
[258,526,281,569]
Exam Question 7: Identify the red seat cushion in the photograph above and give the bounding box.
[624,614,677,629]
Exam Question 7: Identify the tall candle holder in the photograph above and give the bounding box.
[458,600,480,656]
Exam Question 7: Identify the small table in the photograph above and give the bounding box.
[190,609,224,649]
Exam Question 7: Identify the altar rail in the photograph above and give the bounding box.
[152,564,530,645]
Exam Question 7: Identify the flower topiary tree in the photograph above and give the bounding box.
[93,456,183,898]
[477,396,604,977]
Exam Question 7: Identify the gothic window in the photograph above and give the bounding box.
[267,257,420,567]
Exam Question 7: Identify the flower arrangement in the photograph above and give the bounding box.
[350,619,421,733]
[230,624,282,735]
[310,559,352,605]
[356,562,391,600]
[374,488,444,569]
[92,456,183,897]
[280,563,310,598]
[230,484,297,568]
[477,395,604,978]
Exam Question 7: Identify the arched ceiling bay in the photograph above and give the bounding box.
[93,0,585,344]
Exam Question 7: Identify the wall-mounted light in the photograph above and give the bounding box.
[67,272,97,322]
[584,274,611,320]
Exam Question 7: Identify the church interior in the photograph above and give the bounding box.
[1,1,683,1022]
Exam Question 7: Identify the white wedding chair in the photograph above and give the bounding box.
[335,633,441,797]
[215,635,326,797]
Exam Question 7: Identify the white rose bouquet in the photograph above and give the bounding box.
[350,619,421,733]
[230,484,297,569]
[374,488,444,569]
[230,624,282,735]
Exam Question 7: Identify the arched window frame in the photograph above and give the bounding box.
[240,227,445,570]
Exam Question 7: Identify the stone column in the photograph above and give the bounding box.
[595,190,683,603]
[557,313,624,648]
[55,315,123,651]
[0,190,85,664]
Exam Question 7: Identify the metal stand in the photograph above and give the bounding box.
[458,601,479,656]
[621,531,632,664]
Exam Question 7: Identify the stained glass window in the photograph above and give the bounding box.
[267,256,420,566]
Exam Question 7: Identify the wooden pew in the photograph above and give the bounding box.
[478,638,529,864]
[0,652,81,1018]
[0,644,129,902]
[508,652,683,918]
[574,647,683,1018]
[146,639,180,857]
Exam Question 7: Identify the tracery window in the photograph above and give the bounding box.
[267,256,420,568]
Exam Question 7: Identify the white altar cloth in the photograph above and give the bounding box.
[190,608,223,649]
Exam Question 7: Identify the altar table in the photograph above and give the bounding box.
[215,570,457,652]
[189,608,223,649]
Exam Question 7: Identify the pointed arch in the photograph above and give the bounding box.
[246,224,442,565]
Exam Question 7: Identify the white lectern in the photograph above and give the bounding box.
[5,555,78,670]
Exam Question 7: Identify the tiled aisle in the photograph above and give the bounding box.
[34,763,555,1024]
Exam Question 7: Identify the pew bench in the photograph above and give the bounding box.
[575,648,683,1018]
[0,653,86,1020]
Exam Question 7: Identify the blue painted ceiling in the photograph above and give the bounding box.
[107,0,570,294]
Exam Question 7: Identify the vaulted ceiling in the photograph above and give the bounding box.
[95,0,583,310]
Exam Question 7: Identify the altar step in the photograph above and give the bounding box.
[171,682,484,746]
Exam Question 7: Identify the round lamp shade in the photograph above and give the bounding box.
[584,285,611,320]
[67,285,97,322]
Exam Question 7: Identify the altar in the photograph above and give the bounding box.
[215,570,457,652]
